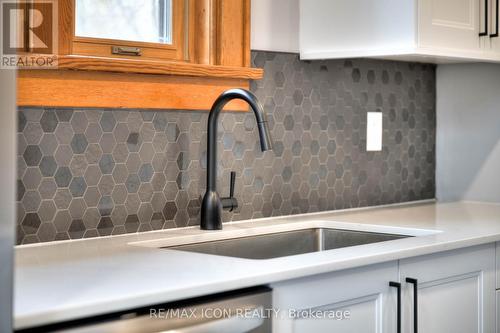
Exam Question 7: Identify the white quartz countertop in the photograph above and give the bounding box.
[15,200,500,329]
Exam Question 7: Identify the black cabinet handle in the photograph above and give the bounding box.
[480,0,489,36]
[492,0,499,37]
[389,282,401,333]
[406,278,418,333]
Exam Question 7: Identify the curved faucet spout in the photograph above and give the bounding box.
[201,89,273,230]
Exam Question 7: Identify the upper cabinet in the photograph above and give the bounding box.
[17,0,261,110]
[300,0,500,63]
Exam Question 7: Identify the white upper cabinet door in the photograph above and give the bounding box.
[399,244,495,333]
[418,0,484,56]
[299,0,416,60]
[271,261,399,333]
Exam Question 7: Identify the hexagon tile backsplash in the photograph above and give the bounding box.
[16,51,436,244]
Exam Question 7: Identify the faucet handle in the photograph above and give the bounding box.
[229,171,236,198]
[221,171,238,212]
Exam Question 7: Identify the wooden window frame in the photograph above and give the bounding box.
[51,0,261,76]
[17,0,263,111]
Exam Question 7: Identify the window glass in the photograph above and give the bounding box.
[75,0,172,44]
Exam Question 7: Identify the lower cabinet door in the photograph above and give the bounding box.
[400,244,496,333]
[270,261,399,333]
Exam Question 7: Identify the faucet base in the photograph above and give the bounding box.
[200,190,223,230]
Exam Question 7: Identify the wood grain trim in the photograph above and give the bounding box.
[193,0,212,64]
[19,54,263,79]
[243,0,251,67]
[215,0,249,67]
[17,70,250,111]
[58,0,73,54]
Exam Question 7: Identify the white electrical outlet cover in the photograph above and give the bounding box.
[367,112,383,151]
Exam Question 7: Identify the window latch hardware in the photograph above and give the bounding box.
[111,46,142,56]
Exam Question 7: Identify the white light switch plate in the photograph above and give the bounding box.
[367,112,382,151]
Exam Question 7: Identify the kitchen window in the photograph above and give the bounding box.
[73,0,186,61]
[76,0,173,44]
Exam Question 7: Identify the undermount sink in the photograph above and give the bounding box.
[164,228,411,259]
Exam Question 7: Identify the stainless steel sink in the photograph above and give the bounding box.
[165,228,411,259]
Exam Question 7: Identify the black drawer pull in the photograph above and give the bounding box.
[406,277,418,333]
[480,0,489,36]
[492,0,499,38]
[389,281,401,333]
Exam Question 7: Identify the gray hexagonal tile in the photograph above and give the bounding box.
[100,112,117,132]
[70,134,88,154]
[163,201,177,220]
[70,112,88,134]
[99,154,115,175]
[38,200,57,222]
[97,217,113,236]
[69,177,87,197]
[125,174,140,193]
[21,212,42,235]
[54,166,72,187]
[40,111,58,133]
[98,196,113,217]
[68,219,86,239]
[23,145,42,166]
[84,186,101,207]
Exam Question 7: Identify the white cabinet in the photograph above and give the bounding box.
[271,261,399,333]
[300,0,500,63]
[400,244,495,333]
[250,0,300,53]
[272,244,496,333]
[418,0,484,54]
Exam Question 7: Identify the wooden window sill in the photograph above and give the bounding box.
[17,54,263,111]
[18,54,263,80]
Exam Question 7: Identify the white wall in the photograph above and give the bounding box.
[250,0,299,53]
[436,64,500,202]
[0,68,16,330]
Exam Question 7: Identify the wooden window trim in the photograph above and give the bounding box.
[17,0,262,111]
[24,0,262,79]
[19,54,263,79]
